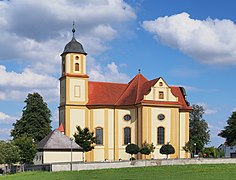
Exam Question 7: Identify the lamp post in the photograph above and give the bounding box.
[70,137,73,171]
[194,143,196,158]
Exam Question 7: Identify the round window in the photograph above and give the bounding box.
[157,114,165,120]
[75,56,79,60]
[124,114,131,121]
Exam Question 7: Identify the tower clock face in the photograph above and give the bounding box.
[158,114,165,120]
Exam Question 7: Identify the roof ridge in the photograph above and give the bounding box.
[135,74,149,103]
[135,74,142,103]
[89,81,127,85]
[114,81,133,105]
[115,74,144,105]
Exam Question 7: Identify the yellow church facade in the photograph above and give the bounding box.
[58,29,191,162]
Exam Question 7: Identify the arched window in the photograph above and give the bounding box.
[157,127,165,144]
[75,63,79,71]
[124,127,131,145]
[96,127,103,145]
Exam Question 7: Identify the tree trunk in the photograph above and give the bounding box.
[145,155,146,166]
[82,152,85,162]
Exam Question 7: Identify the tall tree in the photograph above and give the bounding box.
[218,111,236,145]
[11,93,52,143]
[13,136,36,164]
[186,104,210,156]
[73,126,96,161]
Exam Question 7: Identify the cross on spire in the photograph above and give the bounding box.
[72,21,75,38]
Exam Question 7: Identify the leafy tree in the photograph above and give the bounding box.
[73,126,96,161]
[0,141,5,164]
[215,148,224,158]
[160,142,175,159]
[218,111,236,146]
[140,145,151,157]
[13,136,37,164]
[185,104,210,156]
[202,147,216,158]
[11,93,52,143]
[148,143,155,154]
[125,143,139,161]
[0,140,20,165]
[140,141,155,160]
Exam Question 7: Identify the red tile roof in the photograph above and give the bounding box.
[170,86,192,110]
[57,123,64,132]
[87,81,127,106]
[87,74,191,110]
[115,74,148,105]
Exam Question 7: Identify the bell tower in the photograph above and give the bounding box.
[59,23,88,137]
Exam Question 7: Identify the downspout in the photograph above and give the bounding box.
[135,104,140,159]
[113,105,116,161]
[179,112,181,158]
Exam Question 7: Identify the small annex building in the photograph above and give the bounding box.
[34,125,83,165]
[58,27,192,162]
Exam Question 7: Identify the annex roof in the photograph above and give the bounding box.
[37,129,82,151]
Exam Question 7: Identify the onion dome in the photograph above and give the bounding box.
[61,24,87,55]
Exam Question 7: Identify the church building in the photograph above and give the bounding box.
[59,27,192,162]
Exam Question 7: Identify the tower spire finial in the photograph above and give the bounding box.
[72,21,75,38]
[138,69,141,74]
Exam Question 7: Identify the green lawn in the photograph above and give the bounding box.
[1,164,236,180]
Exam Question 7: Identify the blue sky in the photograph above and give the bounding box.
[0,0,236,147]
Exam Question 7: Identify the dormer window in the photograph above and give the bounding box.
[75,63,79,71]
[159,91,164,99]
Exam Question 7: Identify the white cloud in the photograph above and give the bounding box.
[88,59,130,83]
[1,0,135,40]
[196,102,218,115]
[90,24,117,41]
[0,0,135,60]
[0,128,11,140]
[0,0,134,83]
[208,122,225,147]
[142,12,236,65]
[0,65,57,88]
[0,0,135,123]
[0,65,59,101]
[0,112,17,125]
[174,84,219,93]
[52,109,59,123]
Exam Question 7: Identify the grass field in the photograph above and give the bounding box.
[1,164,236,180]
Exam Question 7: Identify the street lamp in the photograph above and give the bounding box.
[194,143,196,158]
[70,137,73,171]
